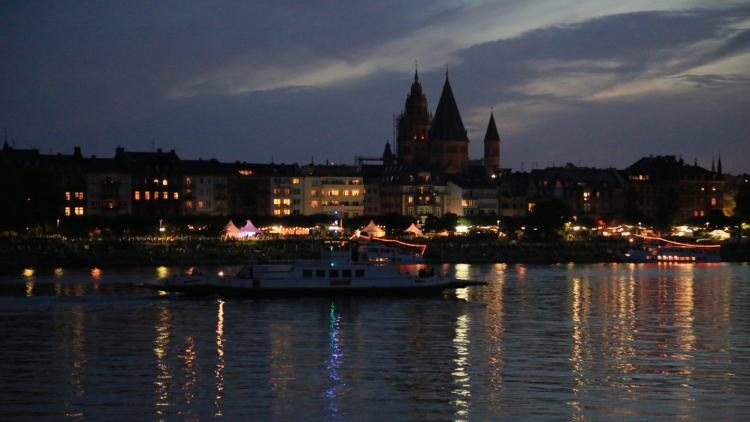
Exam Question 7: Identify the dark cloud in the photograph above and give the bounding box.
[1,2,749,173]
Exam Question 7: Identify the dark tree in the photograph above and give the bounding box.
[527,199,572,239]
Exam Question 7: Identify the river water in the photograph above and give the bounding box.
[1,263,749,420]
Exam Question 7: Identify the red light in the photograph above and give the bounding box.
[632,234,721,249]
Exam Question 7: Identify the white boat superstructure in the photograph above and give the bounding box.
[144,242,483,296]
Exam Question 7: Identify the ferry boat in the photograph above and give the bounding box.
[140,241,484,296]
[624,234,721,263]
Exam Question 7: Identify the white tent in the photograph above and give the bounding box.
[361,220,386,238]
[708,229,730,241]
[223,220,241,239]
[239,220,259,238]
[404,223,424,237]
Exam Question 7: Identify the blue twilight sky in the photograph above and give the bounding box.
[2,1,749,172]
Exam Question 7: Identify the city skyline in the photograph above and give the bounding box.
[2,1,749,172]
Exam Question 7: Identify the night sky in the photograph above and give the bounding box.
[2,1,749,172]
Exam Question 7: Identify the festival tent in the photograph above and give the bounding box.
[223,220,241,239]
[360,220,386,238]
[708,229,730,241]
[239,220,259,238]
[404,223,424,237]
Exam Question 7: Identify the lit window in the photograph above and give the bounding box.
[311,200,318,208]
[273,188,281,194]
[106,201,115,209]
[64,207,71,216]
[173,192,179,200]
[75,192,84,200]
[74,206,84,216]
[273,209,281,215]
[238,170,254,176]
[185,200,193,209]
[134,191,141,200]
[145,191,151,200]
[153,178,159,184]
[331,190,339,196]
[462,200,468,207]
[162,179,168,186]
[408,196,414,204]
[292,178,300,185]
[311,189,318,196]
[352,190,360,196]
[273,198,281,205]
[344,190,350,196]
[198,200,205,208]
[283,209,291,215]
[711,197,717,206]
[282,198,291,205]
[163,191,168,199]
[528,202,536,212]
[185,177,192,186]
[65,192,71,201]
[154,191,160,199]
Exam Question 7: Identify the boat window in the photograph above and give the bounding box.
[316,269,326,277]
[342,269,352,278]
[329,269,339,278]
[355,269,365,277]
[303,269,313,278]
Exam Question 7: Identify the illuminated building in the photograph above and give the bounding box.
[85,159,132,216]
[181,159,228,216]
[446,174,499,217]
[114,147,182,217]
[624,155,725,223]
[380,165,448,219]
[301,164,363,217]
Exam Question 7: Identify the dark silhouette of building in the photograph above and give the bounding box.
[483,112,501,173]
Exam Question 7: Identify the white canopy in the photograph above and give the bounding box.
[361,220,386,238]
[223,220,241,239]
[239,220,259,237]
[404,223,424,237]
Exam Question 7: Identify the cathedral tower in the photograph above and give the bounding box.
[427,73,469,173]
[396,68,431,164]
[483,111,501,172]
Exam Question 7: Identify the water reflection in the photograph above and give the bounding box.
[452,313,471,421]
[326,302,344,419]
[63,305,86,417]
[0,264,747,419]
[484,264,505,397]
[153,306,172,417]
[215,299,225,416]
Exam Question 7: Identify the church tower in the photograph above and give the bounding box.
[483,111,501,172]
[427,72,469,173]
[396,68,431,164]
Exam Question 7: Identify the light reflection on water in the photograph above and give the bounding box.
[0,263,749,419]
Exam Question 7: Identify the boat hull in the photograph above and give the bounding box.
[138,279,485,297]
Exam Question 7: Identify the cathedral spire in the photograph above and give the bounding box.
[428,71,468,141]
[717,154,722,175]
[484,110,501,171]
[484,111,500,142]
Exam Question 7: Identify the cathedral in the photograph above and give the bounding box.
[394,68,501,174]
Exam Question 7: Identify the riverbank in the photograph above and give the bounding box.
[1,236,748,271]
